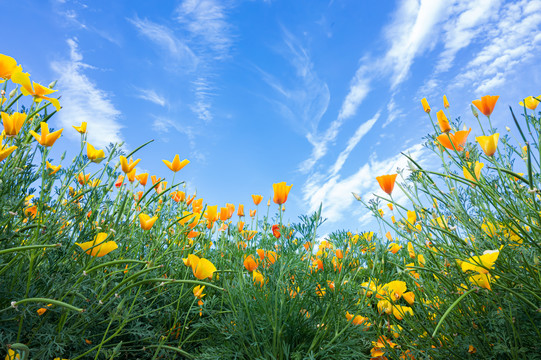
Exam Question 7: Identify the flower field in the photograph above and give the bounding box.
[1,53,540,359]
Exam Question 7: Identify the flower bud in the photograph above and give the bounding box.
[506,126,511,132]
[9,89,17,98]
[0,90,5,96]
[470,104,479,118]
[48,80,57,89]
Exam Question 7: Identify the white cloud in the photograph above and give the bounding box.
[129,16,198,72]
[451,0,541,93]
[134,88,167,107]
[260,28,330,138]
[175,0,233,59]
[298,63,369,173]
[330,112,379,176]
[51,38,123,148]
[384,0,450,90]
[435,0,501,73]
[299,0,449,173]
[303,143,430,225]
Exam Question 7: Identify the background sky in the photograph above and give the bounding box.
[3,0,541,236]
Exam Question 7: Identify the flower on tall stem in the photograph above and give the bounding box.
[11,71,61,111]
[376,174,398,195]
[1,112,27,136]
[436,128,471,151]
[29,122,63,147]
[272,182,292,205]
[476,133,499,156]
[472,95,499,117]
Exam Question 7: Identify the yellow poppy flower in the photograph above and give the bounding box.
[163,154,189,172]
[29,122,63,147]
[76,233,118,257]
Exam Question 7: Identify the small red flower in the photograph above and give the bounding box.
[272,224,281,238]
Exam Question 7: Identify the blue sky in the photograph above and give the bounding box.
[3,0,541,235]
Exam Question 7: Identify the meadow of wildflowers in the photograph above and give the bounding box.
[1,53,540,359]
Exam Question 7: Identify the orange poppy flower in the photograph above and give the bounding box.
[252,194,263,206]
[249,209,256,217]
[243,255,258,272]
[272,182,292,205]
[237,204,245,217]
[136,172,148,186]
[436,110,451,133]
[436,128,471,151]
[472,95,499,117]
[376,174,398,195]
[421,98,430,113]
[139,213,158,230]
[272,224,281,238]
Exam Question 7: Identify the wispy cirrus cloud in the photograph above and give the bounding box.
[453,0,541,94]
[51,38,123,148]
[129,16,199,72]
[300,0,450,173]
[134,88,167,107]
[175,0,233,60]
[260,27,330,138]
[303,142,430,225]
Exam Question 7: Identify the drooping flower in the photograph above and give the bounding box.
[241,230,257,241]
[1,111,27,136]
[436,110,451,133]
[119,156,140,174]
[139,213,158,230]
[86,143,105,163]
[472,95,499,117]
[163,154,189,172]
[29,122,63,147]
[376,174,398,195]
[272,182,293,205]
[421,98,430,113]
[76,232,118,257]
[436,128,471,151]
[519,96,541,110]
[11,71,61,111]
[252,194,263,206]
[73,121,87,134]
[476,133,499,156]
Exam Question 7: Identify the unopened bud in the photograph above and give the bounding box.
[9,89,17,98]
[48,80,57,89]
[0,90,5,96]
[506,126,511,132]
[471,105,479,118]
[352,192,361,201]
[11,301,17,309]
